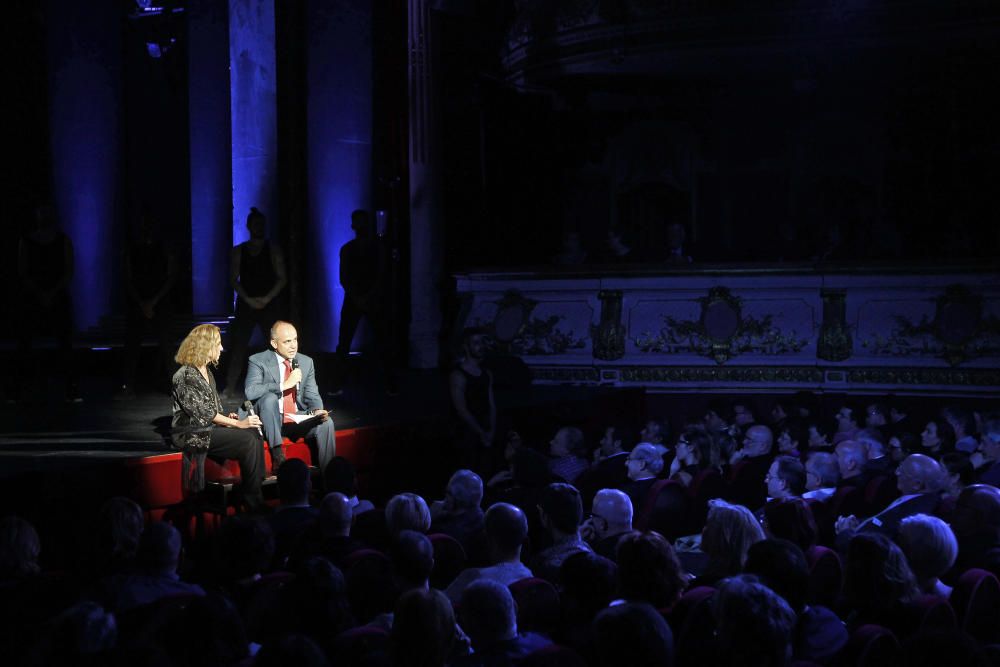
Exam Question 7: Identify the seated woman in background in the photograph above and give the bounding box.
[669,425,719,487]
[171,324,267,512]
[692,499,765,587]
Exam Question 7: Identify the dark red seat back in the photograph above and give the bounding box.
[427,532,467,590]
[509,577,560,637]
[806,545,843,608]
[952,568,1000,644]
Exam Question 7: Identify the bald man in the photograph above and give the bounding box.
[244,320,335,472]
[583,488,634,561]
[834,453,945,551]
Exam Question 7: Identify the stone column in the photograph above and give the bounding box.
[407,0,443,368]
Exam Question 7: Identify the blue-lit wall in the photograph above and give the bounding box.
[229,0,278,250]
[307,0,373,351]
[189,0,233,314]
[45,0,122,330]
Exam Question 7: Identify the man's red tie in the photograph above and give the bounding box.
[282,358,297,424]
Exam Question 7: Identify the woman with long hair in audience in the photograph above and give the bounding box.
[171,323,267,511]
[841,532,920,629]
[762,497,818,553]
[615,530,688,610]
[669,425,720,487]
[921,417,956,457]
[693,499,765,587]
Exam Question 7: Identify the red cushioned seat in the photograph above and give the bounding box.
[427,533,467,590]
[509,577,560,637]
[952,568,1000,644]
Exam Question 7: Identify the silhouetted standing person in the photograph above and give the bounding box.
[223,207,287,401]
[16,204,79,402]
[449,328,496,476]
[118,211,177,398]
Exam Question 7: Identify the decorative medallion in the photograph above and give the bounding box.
[474,290,587,356]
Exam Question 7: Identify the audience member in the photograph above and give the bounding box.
[391,588,462,667]
[430,469,485,552]
[889,431,918,465]
[712,575,797,667]
[530,483,592,583]
[887,397,919,441]
[323,456,375,516]
[615,530,687,610]
[744,540,847,664]
[806,417,834,451]
[591,602,675,667]
[841,532,920,628]
[940,451,975,502]
[455,579,551,666]
[832,402,862,444]
[696,499,765,587]
[0,515,41,581]
[943,404,979,453]
[803,452,839,501]
[267,458,320,568]
[921,417,956,457]
[973,412,1000,486]
[729,424,774,508]
[775,419,806,459]
[834,440,868,489]
[620,443,663,511]
[557,551,617,650]
[948,484,1000,578]
[385,493,432,538]
[582,488,633,560]
[857,427,893,478]
[896,513,957,598]
[639,419,669,452]
[765,455,806,502]
[445,502,532,603]
[291,491,363,569]
[88,495,144,579]
[762,498,818,552]
[547,427,589,484]
[865,402,890,430]
[731,401,757,430]
[668,425,718,487]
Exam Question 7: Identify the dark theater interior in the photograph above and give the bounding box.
[2,0,1000,664]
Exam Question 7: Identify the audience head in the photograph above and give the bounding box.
[742,425,773,458]
[732,402,756,427]
[559,551,618,621]
[713,575,797,667]
[744,539,810,613]
[897,514,958,591]
[942,405,976,439]
[704,399,731,432]
[769,399,790,426]
[323,456,360,497]
[95,496,144,570]
[538,482,583,537]
[766,455,806,499]
[834,402,861,433]
[807,418,833,450]
[391,588,455,667]
[676,425,718,469]
[484,502,528,561]
[896,453,947,495]
[835,440,867,479]
[940,452,974,496]
[640,419,668,446]
[599,424,633,457]
[588,488,633,539]
[865,402,889,428]
[952,484,1000,539]
[977,412,1000,462]
[805,451,840,491]
[458,579,518,647]
[550,426,585,458]
[921,418,956,453]
[391,530,435,591]
[318,492,353,537]
[856,428,887,459]
[385,493,431,537]
[164,592,249,666]
[616,530,687,609]
[776,419,807,455]
[277,458,312,506]
[136,521,183,577]
[216,515,275,583]
[0,515,41,580]
[626,443,664,480]
[702,500,765,578]
[762,498,818,551]
[844,532,919,612]
[592,602,675,667]
[889,431,919,463]
[444,469,483,510]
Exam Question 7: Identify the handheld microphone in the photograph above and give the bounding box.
[291,357,300,394]
[242,400,264,439]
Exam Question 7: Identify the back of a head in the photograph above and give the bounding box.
[901,453,948,494]
[593,488,633,529]
[592,602,675,667]
[319,492,354,537]
[391,530,435,590]
[616,530,687,609]
[216,516,275,582]
[446,469,484,510]
[702,500,766,576]
[0,515,41,579]
[539,483,583,535]
[484,502,528,557]
[392,588,455,667]
[278,458,312,505]
[713,575,796,667]
[559,551,617,616]
[97,496,144,565]
[386,493,431,537]
[137,521,182,576]
[459,579,518,647]
[897,514,958,583]
[323,456,358,497]
[744,539,809,613]
[762,497,818,551]
[630,443,665,476]
[165,592,249,666]
[806,452,840,488]
[957,484,1000,532]
[844,532,919,610]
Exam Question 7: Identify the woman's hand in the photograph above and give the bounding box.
[238,415,262,430]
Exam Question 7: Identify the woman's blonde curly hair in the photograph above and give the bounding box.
[175,324,221,368]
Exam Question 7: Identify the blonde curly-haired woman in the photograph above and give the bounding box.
[171,324,267,511]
